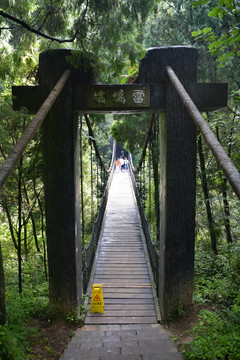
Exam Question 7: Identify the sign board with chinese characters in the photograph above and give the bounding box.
[12,83,227,114]
[87,85,150,109]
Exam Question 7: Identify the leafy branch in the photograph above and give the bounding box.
[0,0,89,43]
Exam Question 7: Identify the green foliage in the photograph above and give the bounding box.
[187,242,240,359]
[166,305,185,322]
[0,0,156,81]
[193,243,240,306]
[192,0,240,69]
[182,306,240,359]
[110,114,149,154]
[0,256,49,359]
[0,323,27,360]
[66,298,88,327]
[80,115,112,248]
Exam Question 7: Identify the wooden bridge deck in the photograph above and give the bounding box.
[85,169,159,324]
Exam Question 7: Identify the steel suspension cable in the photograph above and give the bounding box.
[166,65,240,201]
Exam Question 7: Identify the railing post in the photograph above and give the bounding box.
[138,46,198,319]
[39,49,94,314]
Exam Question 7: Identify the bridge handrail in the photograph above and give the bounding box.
[0,69,71,190]
[82,139,116,292]
[166,66,240,201]
[129,153,159,295]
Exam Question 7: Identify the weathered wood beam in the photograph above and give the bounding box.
[12,86,43,112]
[39,49,95,315]
[12,83,228,114]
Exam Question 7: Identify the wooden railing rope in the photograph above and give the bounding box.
[0,69,71,190]
[166,65,240,201]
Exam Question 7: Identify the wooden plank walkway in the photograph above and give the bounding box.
[85,169,159,324]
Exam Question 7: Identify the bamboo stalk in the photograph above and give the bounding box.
[0,69,71,189]
[166,65,240,200]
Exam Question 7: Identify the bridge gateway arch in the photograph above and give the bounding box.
[12,46,227,320]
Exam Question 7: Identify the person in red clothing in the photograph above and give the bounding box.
[116,158,120,171]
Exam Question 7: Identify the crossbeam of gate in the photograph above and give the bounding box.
[8,46,231,319]
[13,82,227,115]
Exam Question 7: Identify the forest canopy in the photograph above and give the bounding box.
[0,0,157,82]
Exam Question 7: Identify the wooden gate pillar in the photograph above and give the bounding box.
[138,46,198,319]
[39,50,94,314]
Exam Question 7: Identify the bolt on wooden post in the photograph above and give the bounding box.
[138,46,198,319]
[39,50,95,314]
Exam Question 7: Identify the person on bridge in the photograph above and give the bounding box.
[124,157,129,170]
[116,158,120,171]
[120,157,124,171]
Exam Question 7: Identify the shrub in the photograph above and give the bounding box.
[183,304,240,359]
[0,324,27,360]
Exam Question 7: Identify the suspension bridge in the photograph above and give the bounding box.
[0,46,238,359]
[85,168,160,325]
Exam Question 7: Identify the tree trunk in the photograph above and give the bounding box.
[23,214,28,257]
[138,46,197,319]
[1,194,17,250]
[0,242,6,325]
[23,180,41,252]
[17,157,23,294]
[222,177,232,243]
[151,118,160,244]
[215,126,233,244]
[40,50,93,313]
[80,116,85,248]
[33,182,48,279]
[198,134,217,254]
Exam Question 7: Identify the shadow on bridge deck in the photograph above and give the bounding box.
[85,169,159,325]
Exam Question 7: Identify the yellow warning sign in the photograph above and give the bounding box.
[90,284,104,314]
